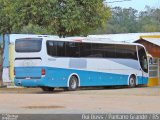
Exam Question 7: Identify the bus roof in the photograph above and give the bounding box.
[11,34,144,47]
[44,37,144,46]
[9,34,59,43]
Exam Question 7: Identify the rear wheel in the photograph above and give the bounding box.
[67,76,78,91]
[129,76,136,88]
[41,87,54,92]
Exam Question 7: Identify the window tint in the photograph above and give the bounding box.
[104,44,116,58]
[47,41,79,57]
[15,38,42,52]
[47,41,57,56]
[80,43,116,58]
[80,43,92,57]
[66,42,80,57]
[47,41,65,57]
[46,41,138,60]
[90,44,104,57]
[116,45,137,60]
[57,42,65,56]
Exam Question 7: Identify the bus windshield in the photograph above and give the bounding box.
[15,38,42,52]
[138,46,148,73]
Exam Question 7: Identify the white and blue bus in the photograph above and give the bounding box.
[14,37,148,91]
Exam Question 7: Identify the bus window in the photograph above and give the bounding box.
[46,41,66,57]
[15,38,42,52]
[115,45,137,60]
[103,44,116,58]
[90,43,104,58]
[80,43,92,57]
[47,41,57,56]
[66,42,80,57]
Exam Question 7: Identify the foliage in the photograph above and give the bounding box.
[107,7,138,34]
[100,6,160,34]
[138,6,160,32]
[0,0,12,34]
[0,0,159,35]
[0,0,110,37]
[20,24,50,34]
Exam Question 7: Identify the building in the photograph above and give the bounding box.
[135,35,160,86]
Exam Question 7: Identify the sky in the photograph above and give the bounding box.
[105,0,160,11]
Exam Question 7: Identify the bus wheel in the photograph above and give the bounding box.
[41,87,54,92]
[68,76,78,91]
[129,75,136,88]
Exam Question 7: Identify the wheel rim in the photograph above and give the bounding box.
[70,77,77,89]
[130,77,135,87]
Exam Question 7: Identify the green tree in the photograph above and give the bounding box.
[0,0,12,86]
[105,7,138,34]
[98,6,160,34]
[20,24,50,34]
[138,6,160,32]
[0,0,12,34]
[6,0,110,37]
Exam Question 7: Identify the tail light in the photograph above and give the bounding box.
[41,68,45,76]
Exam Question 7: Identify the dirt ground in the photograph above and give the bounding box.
[0,86,160,114]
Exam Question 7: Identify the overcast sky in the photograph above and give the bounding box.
[105,0,160,11]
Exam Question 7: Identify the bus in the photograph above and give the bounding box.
[14,37,149,91]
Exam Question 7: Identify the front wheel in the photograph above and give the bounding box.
[67,76,79,91]
[129,76,136,88]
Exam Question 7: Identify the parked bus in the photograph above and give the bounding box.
[14,37,149,91]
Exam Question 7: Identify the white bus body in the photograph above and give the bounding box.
[14,37,149,91]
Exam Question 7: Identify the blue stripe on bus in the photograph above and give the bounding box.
[14,67,148,87]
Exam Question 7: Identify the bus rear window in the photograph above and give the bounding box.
[15,38,42,52]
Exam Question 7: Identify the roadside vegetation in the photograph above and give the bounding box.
[96,6,160,34]
[0,0,110,37]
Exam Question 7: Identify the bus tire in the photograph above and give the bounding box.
[128,75,136,88]
[68,75,78,91]
[41,87,54,92]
